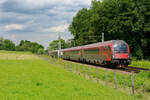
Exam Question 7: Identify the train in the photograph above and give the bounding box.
[49,40,131,67]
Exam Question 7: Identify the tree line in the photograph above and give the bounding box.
[0,37,44,54]
[68,0,150,60]
[48,38,76,51]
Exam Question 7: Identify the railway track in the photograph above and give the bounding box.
[63,59,150,73]
[38,55,150,74]
[121,66,150,73]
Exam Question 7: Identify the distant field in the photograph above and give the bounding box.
[0,50,39,60]
[0,51,139,100]
[0,50,32,54]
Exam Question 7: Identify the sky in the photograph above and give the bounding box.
[0,0,91,48]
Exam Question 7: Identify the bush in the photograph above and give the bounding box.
[37,48,45,54]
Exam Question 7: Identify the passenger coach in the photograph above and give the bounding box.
[51,40,131,67]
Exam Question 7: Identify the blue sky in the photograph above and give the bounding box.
[0,0,91,48]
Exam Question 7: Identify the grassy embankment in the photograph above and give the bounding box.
[130,60,150,69]
[47,56,150,100]
[0,51,139,100]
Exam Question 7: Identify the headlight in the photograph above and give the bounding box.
[111,54,115,59]
[128,53,131,59]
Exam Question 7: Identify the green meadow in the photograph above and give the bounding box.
[0,51,139,100]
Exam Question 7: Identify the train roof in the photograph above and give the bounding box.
[61,40,126,52]
[61,45,82,51]
[49,50,58,53]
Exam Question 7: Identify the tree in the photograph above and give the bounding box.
[37,48,45,54]
[66,38,75,48]
[3,39,15,51]
[0,37,4,50]
[0,37,15,51]
[49,39,67,50]
[30,42,44,53]
[69,8,91,45]
[16,40,44,54]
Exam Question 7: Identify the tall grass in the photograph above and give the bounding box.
[53,58,150,100]
[130,60,150,69]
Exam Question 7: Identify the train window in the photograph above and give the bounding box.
[103,48,105,51]
[84,49,99,54]
[99,47,103,52]
[114,43,128,53]
[106,46,111,51]
[71,51,79,54]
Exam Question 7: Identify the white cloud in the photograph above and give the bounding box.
[23,0,91,8]
[4,24,24,31]
[0,0,6,4]
[0,0,91,47]
[43,24,69,33]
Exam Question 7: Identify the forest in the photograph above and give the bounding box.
[0,37,44,54]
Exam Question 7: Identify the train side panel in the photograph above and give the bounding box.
[82,48,100,63]
[62,50,81,61]
[82,44,112,64]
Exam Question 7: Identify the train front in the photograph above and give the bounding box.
[111,40,131,67]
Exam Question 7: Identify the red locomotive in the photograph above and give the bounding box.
[51,40,131,67]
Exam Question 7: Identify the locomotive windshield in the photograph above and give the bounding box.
[114,43,128,53]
